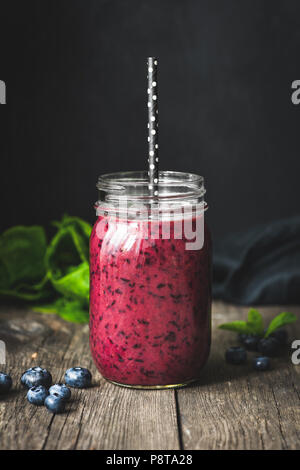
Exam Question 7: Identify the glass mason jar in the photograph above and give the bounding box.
[89,171,212,389]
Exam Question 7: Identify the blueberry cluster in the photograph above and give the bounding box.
[0,366,92,414]
[225,329,288,371]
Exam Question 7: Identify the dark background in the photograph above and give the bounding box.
[1,0,300,241]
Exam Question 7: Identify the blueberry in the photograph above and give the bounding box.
[270,329,288,345]
[238,333,248,342]
[27,385,49,405]
[253,356,270,371]
[44,394,66,414]
[225,346,247,365]
[49,383,71,401]
[258,337,281,357]
[21,367,52,389]
[65,367,92,388]
[0,372,12,394]
[238,334,260,351]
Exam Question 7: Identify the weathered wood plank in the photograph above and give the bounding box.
[0,308,78,450]
[1,304,299,450]
[0,307,179,450]
[176,303,300,450]
[46,381,179,450]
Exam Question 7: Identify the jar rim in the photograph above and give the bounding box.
[95,171,207,219]
[98,170,203,185]
[97,171,205,200]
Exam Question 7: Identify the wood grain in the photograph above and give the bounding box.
[0,307,179,450]
[0,303,299,450]
[176,303,300,450]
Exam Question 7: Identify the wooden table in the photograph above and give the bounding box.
[0,303,299,450]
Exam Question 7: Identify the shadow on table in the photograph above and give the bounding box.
[188,349,293,388]
[0,388,20,401]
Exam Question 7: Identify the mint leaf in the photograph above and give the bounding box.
[247,308,264,336]
[218,321,255,334]
[264,312,297,338]
[33,298,89,323]
[219,308,264,335]
[219,310,298,338]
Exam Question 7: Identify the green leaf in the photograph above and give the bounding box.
[61,215,92,238]
[52,215,92,261]
[33,298,89,323]
[47,227,84,279]
[219,308,265,336]
[0,217,92,305]
[0,226,50,300]
[50,262,89,302]
[218,321,255,334]
[247,308,264,336]
[0,226,47,288]
[0,273,53,301]
[46,216,91,302]
[264,312,297,338]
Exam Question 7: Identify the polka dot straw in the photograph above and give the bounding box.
[147,57,159,197]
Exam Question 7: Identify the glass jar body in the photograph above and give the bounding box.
[89,172,212,389]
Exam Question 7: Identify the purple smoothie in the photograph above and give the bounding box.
[90,214,212,387]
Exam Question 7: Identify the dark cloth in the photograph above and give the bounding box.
[212,216,300,305]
